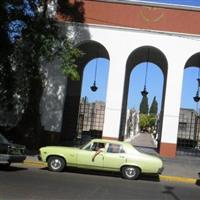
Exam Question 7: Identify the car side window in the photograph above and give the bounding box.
[0,134,9,144]
[83,143,92,151]
[90,142,105,151]
[83,142,105,151]
[107,144,125,153]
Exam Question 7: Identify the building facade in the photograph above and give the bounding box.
[39,0,200,157]
[77,98,105,134]
[124,109,139,139]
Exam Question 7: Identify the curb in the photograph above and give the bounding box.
[24,160,47,168]
[24,160,198,184]
[159,175,197,184]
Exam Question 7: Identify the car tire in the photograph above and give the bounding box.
[1,162,11,168]
[121,166,140,180]
[5,162,11,167]
[47,156,65,172]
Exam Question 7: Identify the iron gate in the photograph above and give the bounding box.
[76,98,105,144]
[177,109,200,156]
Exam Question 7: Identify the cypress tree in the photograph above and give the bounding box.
[139,95,149,114]
[149,96,158,115]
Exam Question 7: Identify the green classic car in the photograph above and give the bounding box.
[38,139,163,180]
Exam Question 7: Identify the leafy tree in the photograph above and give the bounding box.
[149,96,158,115]
[139,114,149,131]
[139,114,157,133]
[139,96,158,132]
[139,95,149,114]
[148,115,157,128]
[0,0,84,147]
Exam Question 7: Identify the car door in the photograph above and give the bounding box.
[77,141,105,169]
[103,143,126,171]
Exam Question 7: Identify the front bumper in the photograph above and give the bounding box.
[158,166,164,174]
[38,155,42,161]
[0,154,26,163]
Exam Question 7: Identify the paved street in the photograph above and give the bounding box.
[0,164,200,200]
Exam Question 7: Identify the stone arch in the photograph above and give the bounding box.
[185,52,200,68]
[61,40,110,144]
[184,52,200,105]
[119,45,168,145]
[176,52,200,155]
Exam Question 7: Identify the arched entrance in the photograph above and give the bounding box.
[61,40,109,145]
[120,46,168,151]
[178,52,200,156]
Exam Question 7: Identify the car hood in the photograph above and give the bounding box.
[10,143,26,149]
[40,146,79,152]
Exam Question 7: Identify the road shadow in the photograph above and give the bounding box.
[162,186,181,200]
[0,165,27,172]
[41,166,160,182]
[140,174,160,182]
[41,166,121,178]
[195,172,200,186]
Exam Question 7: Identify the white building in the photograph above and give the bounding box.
[39,0,200,157]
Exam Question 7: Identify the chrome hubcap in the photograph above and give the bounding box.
[125,167,136,177]
[51,159,61,170]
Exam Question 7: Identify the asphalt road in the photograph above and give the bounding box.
[0,164,200,200]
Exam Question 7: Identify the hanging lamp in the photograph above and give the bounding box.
[90,56,98,92]
[141,48,150,97]
[193,68,200,102]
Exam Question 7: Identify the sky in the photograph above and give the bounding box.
[81,58,109,103]
[81,59,200,113]
[127,0,200,7]
[81,0,200,113]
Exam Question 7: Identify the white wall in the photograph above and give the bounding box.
[67,23,200,142]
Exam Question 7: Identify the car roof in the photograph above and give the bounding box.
[91,138,131,147]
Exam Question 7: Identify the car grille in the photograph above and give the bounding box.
[8,146,26,155]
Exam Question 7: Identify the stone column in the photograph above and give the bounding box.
[102,47,127,140]
[159,55,185,157]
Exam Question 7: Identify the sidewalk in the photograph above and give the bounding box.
[128,132,200,182]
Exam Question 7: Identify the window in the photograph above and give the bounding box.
[91,142,105,151]
[82,143,92,151]
[107,144,125,153]
[179,122,187,132]
[0,134,9,144]
[82,142,105,151]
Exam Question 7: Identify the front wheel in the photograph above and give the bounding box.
[121,166,140,180]
[47,156,65,172]
[1,162,11,168]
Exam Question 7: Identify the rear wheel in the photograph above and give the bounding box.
[121,166,140,180]
[47,156,65,172]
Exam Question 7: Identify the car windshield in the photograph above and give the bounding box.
[0,133,9,144]
[79,141,91,149]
